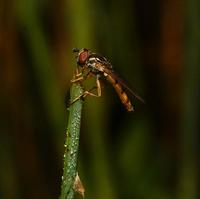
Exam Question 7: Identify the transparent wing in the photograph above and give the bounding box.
[103,67,145,103]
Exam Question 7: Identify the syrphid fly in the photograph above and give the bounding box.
[71,48,144,111]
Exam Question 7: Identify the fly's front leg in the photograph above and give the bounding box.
[69,75,102,106]
[71,68,93,84]
[71,67,84,83]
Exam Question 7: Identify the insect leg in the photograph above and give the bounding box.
[69,75,101,106]
[81,74,102,98]
[96,74,101,97]
[71,69,93,83]
[71,67,84,83]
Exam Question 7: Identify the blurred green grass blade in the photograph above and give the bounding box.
[178,0,200,198]
[65,1,116,199]
[16,0,65,146]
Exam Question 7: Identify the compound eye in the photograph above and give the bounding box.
[78,49,89,65]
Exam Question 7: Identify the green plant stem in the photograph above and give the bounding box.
[60,82,83,199]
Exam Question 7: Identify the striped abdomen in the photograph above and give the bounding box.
[104,73,134,112]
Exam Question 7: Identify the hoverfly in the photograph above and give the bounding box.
[71,48,144,111]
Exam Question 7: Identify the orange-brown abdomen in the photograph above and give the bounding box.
[105,73,134,111]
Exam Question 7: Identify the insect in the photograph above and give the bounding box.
[71,48,144,111]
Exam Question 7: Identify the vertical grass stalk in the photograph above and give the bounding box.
[60,82,83,199]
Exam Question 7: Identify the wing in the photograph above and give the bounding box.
[89,53,145,104]
[103,67,145,103]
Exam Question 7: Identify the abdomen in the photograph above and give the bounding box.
[104,73,134,112]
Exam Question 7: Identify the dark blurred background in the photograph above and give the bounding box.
[0,0,200,199]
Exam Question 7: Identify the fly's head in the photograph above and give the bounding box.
[73,48,90,67]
